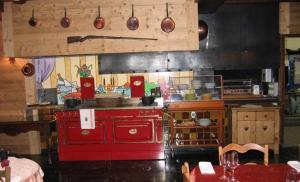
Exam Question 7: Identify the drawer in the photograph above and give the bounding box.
[256,111,274,121]
[237,112,255,121]
[114,120,153,143]
[66,122,106,144]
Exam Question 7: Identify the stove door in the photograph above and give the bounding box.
[113,119,154,143]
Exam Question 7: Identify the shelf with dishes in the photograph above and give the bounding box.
[166,103,225,148]
[166,75,223,102]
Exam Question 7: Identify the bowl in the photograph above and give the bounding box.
[191,80,201,89]
[185,93,197,100]
[197,118,211,126]
[205,82,215,88]
[177,84,189,90]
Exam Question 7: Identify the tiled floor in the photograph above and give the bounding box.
[13,146,299,182]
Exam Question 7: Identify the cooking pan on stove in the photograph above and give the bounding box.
[141,96,155,106]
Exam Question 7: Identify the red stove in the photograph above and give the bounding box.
[56,108,164,161]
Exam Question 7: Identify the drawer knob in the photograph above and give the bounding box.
[264,115,267,118]
[81,130,90,135]
[245,115,248,118]
[263,126,268,131]
[129,128,137,135]
[244,127,249,131]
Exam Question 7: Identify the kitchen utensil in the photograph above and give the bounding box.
[201,93,212,100]
[141,96,155,106]
[185,93,196,101]
[170,93,183,101]
[198,20,208,40]
[197,118,211,126]
[21,63,35,76]
[64,98,81,108]
[94,6,105,29]
[127,4,139,31]
[161,3,175,33]
[191,80,201,89]
[61,8,71,28]
[28,9,37,27]
[67,35,157,44]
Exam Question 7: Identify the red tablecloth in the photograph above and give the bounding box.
[190,164,292,182]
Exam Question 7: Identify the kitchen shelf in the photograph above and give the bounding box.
[166,100,225,149]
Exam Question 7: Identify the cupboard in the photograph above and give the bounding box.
[231,106,280,154]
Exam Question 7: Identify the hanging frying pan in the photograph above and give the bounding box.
[127,4,139,31]
[61,8,71,28]
[94,6,105,29]
[28,9,37,27]
[21,63,35,77]
[198,20,208,40]
[161,3,175,33]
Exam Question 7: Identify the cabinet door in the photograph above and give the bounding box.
[255,120,275,144]
[237,120,254,144]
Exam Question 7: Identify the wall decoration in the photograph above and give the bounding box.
[75,64,93,77]
[56,73,78,104]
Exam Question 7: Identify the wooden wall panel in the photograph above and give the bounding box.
[280,2,300,35]
[2,0,198,57]
[0,58,27,121]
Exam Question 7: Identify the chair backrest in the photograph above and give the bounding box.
[181,162,190,182]
[0,166,11,182]
[218,143,269,166]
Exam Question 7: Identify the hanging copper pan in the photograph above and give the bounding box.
[28,9,37,27]
[161,3,175,33]
[94,6,105,29]
[198,20,208,40]
[61,8,71,28]
[21,63,35,77]
[127,4,139,31]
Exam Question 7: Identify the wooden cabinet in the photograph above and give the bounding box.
[231,107,280,154]
[167,100,225,148]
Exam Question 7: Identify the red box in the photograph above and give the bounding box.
[80,77,95,99]
[130,76,145,97]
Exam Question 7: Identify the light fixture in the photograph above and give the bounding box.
[9,57,15,64]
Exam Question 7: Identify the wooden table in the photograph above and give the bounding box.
[190,164,292,182]
[0,121,52,164]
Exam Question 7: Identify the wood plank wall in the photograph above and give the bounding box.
[2,0,198,57]
[280,2,300,35]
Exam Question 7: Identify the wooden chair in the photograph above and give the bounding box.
[0,166,11,182]
[181,161,190,182]
[298,144,300,161]
[219,143,269,166]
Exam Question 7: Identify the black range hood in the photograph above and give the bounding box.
[99,3,279,74]
[198,0,224,14]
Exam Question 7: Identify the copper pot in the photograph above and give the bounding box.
[28,9,37,27]
[198,20,208,40]
[61,8,71,28]
[94,6,105,29]
[161,3,175,33]
[127,4,139,31]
